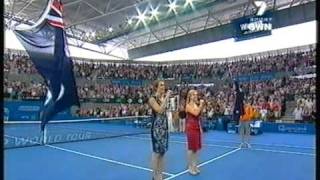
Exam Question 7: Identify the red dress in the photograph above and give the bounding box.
[186,112,202,151]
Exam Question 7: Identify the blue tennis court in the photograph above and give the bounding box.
[5,123,315,180]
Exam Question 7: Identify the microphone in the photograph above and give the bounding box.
[165,90,179,112]
[167,90,178,97]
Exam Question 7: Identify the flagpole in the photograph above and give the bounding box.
[43,126,47,144]
[41,125,47,145]
[40,111,47,145]
[14,0,53,31]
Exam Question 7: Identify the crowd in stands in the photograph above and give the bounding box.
[196,77,315,122]
[4,79,46,100]
[4,80,151,102]
[4,48,316,122]
[76,104,152,118]
[4,49,315,80]
[4,53,38,74]
[292,95,316,123]
[77,84,151,100]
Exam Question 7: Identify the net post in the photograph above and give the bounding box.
[41,125,47,145]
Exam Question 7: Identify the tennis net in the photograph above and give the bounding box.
[4,116,152,149]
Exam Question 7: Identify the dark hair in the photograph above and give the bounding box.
[250,98,254,105]
[186,89,194,105]
[234,81,240,92]
[178,110,186,119]
[178,88,190,119]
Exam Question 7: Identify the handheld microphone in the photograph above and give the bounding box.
[167,90,179,97]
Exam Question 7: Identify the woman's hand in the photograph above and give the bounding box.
[166,90,172,99]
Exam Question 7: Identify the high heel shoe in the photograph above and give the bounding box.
[188,168,197,176]
[195,167,200,174]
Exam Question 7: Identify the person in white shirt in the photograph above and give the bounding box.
[208,108,214,119]
[305,98,313,114]
[293,105,303,123]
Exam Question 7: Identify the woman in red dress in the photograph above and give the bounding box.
[185,89,205,175]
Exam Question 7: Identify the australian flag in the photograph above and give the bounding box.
[13,0,80,131]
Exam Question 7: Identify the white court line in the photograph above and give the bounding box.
[4,116,151,124]
[165,134,316,150]
[5,134,175,176]
[164,148,241,180]
[46,144,174,176]
[6,133,315,157]
[250,148,315,156]
[125,136,235,149]
[125,136,315,156]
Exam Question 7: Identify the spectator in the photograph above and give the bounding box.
[293,105,303,123]
[3,48,315,122]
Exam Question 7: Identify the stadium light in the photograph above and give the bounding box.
[184,0,195,9]
[168,0,178,14]
[138,13,146,21]
[151,9,158,17]
[169,2,177,10]
[150,5,160,21]
[127,18,133,25]
[135,7,149,27]
[183,0,196,10]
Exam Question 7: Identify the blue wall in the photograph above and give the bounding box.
[4,101,74,121]
[4,101,316,134]
[262,122,315,134]
[111,79,144,86]
[203,116,315,135]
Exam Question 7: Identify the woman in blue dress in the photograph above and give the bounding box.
[148,80,171,180]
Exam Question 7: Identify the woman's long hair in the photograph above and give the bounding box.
[152,80,161,93]
[178,88,192,118]
[234,81,240,92]
[186,89,194,105]
[179,88,190,119]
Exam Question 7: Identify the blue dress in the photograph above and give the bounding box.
[233,90,245,122]
[150,95,168,155]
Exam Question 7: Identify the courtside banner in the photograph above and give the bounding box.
[4,101,73,121]
[233,11,273,41]
[262,122,315,134]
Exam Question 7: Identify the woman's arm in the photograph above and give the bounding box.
[149,97,165,114]
[148,92,171,113]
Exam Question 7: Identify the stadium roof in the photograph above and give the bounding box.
[4,0,314,54]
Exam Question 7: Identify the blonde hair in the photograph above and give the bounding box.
[152,80,163,93]
[186,89,196,104]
